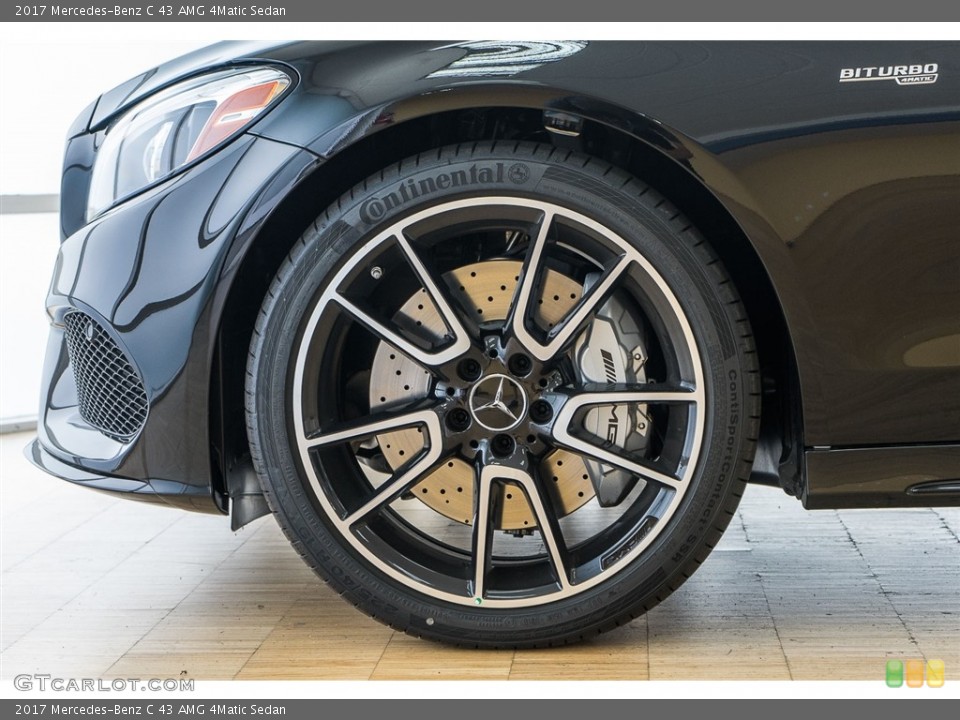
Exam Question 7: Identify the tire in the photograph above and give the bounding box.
[246,142,760,648]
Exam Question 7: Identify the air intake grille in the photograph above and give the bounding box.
[62,311,148,442]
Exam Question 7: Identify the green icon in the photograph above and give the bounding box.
[886,659,904,688]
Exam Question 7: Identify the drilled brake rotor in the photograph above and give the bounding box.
[369,259,649,531]
[368,260,592,530]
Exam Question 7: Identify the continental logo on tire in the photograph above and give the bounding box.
[359,163,528,223]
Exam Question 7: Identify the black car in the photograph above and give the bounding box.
[28,41,960,647]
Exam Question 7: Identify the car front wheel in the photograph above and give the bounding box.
[246,142,760,647]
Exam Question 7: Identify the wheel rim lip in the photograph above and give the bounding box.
[291,195,707,609]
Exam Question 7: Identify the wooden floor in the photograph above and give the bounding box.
[2,430,958,681]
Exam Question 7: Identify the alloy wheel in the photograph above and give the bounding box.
[291,197,705,607]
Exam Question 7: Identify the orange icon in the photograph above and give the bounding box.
[906,659,924,688]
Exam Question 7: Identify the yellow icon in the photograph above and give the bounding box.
[906,659,925,688]
[927,659,944,688]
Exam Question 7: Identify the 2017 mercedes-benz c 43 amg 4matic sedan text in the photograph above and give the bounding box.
[28,41,960,647]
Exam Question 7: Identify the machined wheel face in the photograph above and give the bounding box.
[292,197,704,607]
[248,143,758,646]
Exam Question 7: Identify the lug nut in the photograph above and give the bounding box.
[507,353,532,376]
[457,358,482,382]
[446,408,471,432]
[491,434,516,458]
[530,399,554,424]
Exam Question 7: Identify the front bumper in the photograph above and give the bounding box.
[25,438,213,512]
[31,132,319,513]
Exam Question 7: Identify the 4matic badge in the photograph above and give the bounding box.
[839,63,939,86]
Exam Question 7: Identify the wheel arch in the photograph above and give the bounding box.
[214,95,804,526]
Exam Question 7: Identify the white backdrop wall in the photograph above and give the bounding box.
[0,39,209,195]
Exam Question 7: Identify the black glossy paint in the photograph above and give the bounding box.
[804,445,960,509]
[29,41,960,515]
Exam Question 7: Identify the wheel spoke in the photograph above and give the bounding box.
[396,232,475,344]
[516,472,572,591]
[470,465,498,600]
[558,382,701,409]
[539,254,632,360]
[343,454,445,529]
[509,212,632,362]
[303,406,441,449]
[332,294,467,367]
[480,465,572,592]
[554,436,683,491]
[550,384,697,492]
[304,407,444,528]
[508,209,553,350]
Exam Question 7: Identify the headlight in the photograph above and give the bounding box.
[87,66,291,220]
